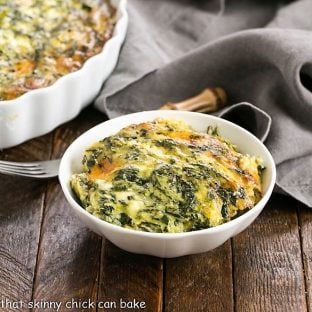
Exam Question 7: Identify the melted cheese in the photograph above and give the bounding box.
[71,118,264,233]
[0,0,115,100]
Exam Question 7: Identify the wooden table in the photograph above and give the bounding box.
[1,106,311,312]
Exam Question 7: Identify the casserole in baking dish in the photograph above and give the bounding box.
[70,118,264,233]
[0,0,128,149]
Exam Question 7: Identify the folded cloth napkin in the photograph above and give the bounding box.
[95,0,312,207]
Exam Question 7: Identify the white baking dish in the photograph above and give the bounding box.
[59,110,276,258]
[0,0,128,149]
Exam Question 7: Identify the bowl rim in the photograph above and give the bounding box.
[0,0,127,107]
[59,110,277,239]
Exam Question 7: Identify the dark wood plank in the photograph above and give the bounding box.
[0,134,53,311]
[298,202,312,312]
[233,194,307,312]
[2,104,310,312]
[32,179,102,311]
[32,107,106,310]
[98,241,163,312]
[165,241,234,312]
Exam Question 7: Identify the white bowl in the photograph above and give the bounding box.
[59,110,276,258]
[0,0,128,149]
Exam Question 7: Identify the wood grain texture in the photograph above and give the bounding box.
[98,241,163,312]
[1,105,311,312]
[298,202,312,312]
[233,194,307,312]
[32,107,106,311]
[32,179,102,311]
[0,134,52,311]
[165,241,234,312]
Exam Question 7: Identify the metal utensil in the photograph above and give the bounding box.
[0,159,60,178]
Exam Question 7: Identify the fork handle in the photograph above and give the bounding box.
[159,87,227,113]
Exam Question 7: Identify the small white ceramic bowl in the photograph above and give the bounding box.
[59,110,276,258]
[0,0,128,149]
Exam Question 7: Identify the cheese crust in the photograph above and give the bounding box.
[0,0,115,100]
[71,118,264,233]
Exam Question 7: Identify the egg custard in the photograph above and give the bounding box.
[0,0,115,100]
[71,118,264,233]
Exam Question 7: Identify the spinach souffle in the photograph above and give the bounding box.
[71,118,264,233]
[0,0,115,100]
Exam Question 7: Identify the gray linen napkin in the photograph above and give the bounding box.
[95,0,312,207]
